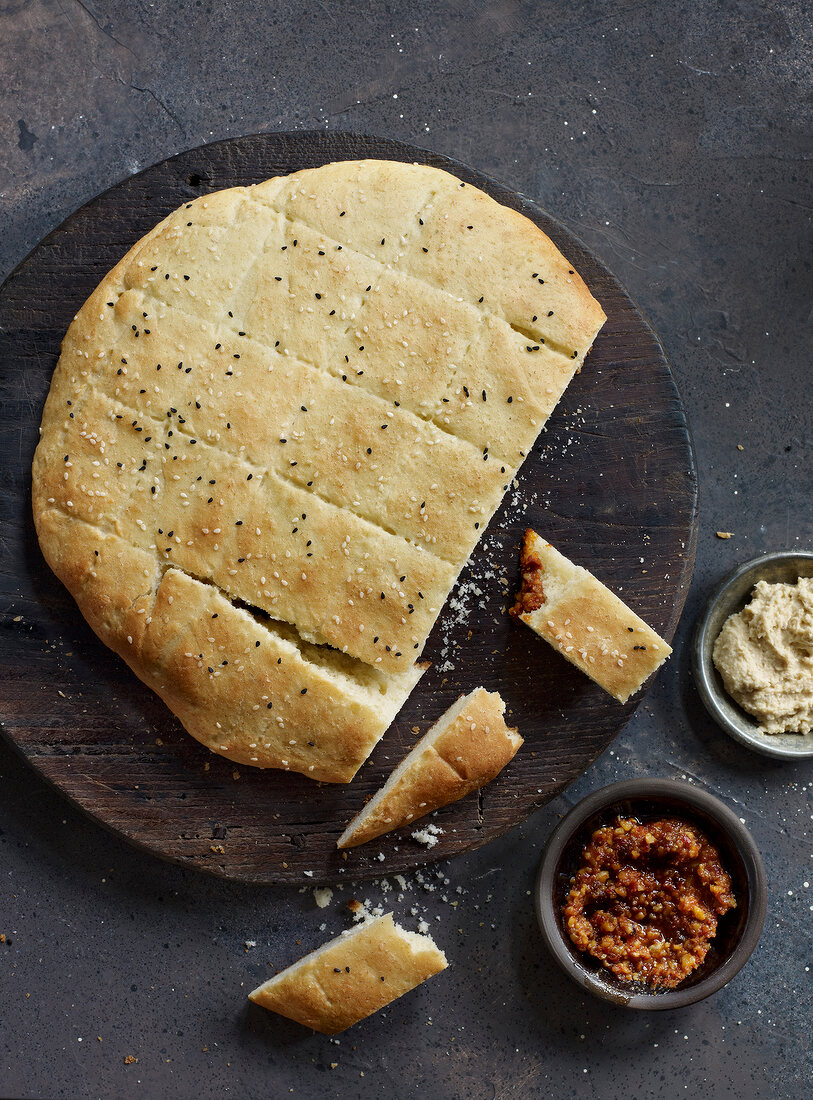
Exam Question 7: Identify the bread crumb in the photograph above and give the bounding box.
[716,531,734,539]
[314,887,333,909]
[412,824,443,848]
[124,1055,138,1065]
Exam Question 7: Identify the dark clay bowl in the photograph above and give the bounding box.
[535,779,767,1009]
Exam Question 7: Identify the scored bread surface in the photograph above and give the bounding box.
[510,529,671,703]
[248,913,447,1033]
[33,160,605,779]
[338,687,522,848]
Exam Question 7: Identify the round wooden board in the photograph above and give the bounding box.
[0,132,697,884]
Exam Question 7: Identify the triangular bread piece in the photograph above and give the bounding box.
[248,913,447,1033]
[509,529,671,703]
[337,688,522,848]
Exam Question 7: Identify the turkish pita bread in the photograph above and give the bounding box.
[33,160,605,781]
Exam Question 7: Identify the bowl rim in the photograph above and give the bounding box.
[535,778,767,1009]
[692,549,813,760]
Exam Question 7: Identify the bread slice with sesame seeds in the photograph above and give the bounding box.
[248,913,447,1033]
[33,160,605,778]
[35,508,427,782]
[337,688,522,848]
[509,530,671,703]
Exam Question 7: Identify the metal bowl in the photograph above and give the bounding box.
[692,550,813,759]
[535,779,767,1009]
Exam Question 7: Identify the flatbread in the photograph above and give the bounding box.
[510,530,671,703]
[337,688,522,848]
[248,913,447,1033]
[33,160,605,779]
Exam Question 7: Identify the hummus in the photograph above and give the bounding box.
[713,576,813,735]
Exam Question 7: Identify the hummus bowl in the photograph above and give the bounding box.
[693,551,813,760]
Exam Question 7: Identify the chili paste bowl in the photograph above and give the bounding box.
[535,779,767,1009]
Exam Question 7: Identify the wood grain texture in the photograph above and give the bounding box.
[0,131,697,884]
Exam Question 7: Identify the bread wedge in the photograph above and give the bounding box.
[510,530,671,703]
[337,688,522,848]
[248,913,447,1033]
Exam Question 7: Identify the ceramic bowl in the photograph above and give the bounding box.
[692,550,813,759]
[535,778,767,1009]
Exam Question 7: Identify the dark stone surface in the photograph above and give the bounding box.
[0,1,810,1097]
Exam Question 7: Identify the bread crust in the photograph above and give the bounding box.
[33,161,605,776]
[337,688,522,848]
[248,913,447,1033]
[510,529,671,703]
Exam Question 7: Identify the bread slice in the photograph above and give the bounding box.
[510,530,671,703]
[35,509,426,782]
[248,913,447,1033]
[337,688,522,848]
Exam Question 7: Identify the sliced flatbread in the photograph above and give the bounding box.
[337,688,522,848]
[33,160,605,778]
[248,913,447,1033]
[510,529,671,703]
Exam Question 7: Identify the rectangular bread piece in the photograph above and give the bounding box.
[337,687,522,848]
[510,529,671,703]
[35,509,426,782]
[248,913,447,1033]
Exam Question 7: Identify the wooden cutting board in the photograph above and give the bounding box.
[0,132,697,884]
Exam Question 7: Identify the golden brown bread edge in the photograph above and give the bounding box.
[337,688,522,848]
[509,529,671,703]
[248,913,447,1033]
